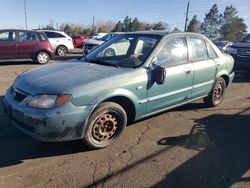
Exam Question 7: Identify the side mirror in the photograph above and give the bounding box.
[153,64,166,85]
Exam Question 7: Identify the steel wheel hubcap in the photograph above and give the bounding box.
[92,113,118,141]
[214,83,223,101]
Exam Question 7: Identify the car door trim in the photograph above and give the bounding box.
[138,80,214,104]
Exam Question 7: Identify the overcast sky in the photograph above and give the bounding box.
[0,0,249,31]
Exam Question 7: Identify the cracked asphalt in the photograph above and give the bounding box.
[0,49,250,188]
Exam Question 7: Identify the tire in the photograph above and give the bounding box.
[36,51,50,64]
[57,46,68,56]
[204,77,226,107]
[84,102,127,149]
[103,48,116,57]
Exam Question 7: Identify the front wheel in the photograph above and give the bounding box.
[57,46,68,56]
[84,102,127,149]
[36,51,50,64]
[204,77,226,107]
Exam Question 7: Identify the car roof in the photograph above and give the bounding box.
[0,29,43,33]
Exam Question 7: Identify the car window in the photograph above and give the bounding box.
[0,31,16,41]
[55,33,66,38]
[45,32,56,38]
[38,33,47,41]
[207,42,218,59]
[190,37,208,62]
[156,37,188,67]
[19,31,36,41]
[86,34,161,68]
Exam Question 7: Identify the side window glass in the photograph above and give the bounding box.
[190,37,208,61]
[0,31,16,41]
[45,32,55,38]
[156,37,188,67]
[207,42,218,59]
[56,33,65,38]
[39,33,47,41]
[19,32,36,41]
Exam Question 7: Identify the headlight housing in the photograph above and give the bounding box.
[226,47,237,55]
[28,94,71,109]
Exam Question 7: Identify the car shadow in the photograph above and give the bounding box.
[0,61,37,66]
[0,96,89,168]
[155,108,250,188]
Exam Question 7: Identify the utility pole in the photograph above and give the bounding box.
[92,16,95,32]
[184,1,190,31]
[24,0,28,29]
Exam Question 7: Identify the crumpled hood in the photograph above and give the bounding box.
[14,61,125,95]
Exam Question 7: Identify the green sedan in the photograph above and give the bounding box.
[3,31,234,149]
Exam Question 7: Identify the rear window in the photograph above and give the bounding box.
[45,31,65,38]
[0,31,16,41]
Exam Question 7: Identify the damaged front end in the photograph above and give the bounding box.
[3,87,93,142]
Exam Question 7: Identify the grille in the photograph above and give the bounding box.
[12,118,35,133]
[237,48,250,57]
[12,87,28,102]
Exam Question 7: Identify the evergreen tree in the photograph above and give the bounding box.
[124,16,132,32]
[220,17,247,41]
[201,4,222,39]
[130,18,140,31]
[220,5,247,41]
[187,15,201,33]
[112,21,124,32]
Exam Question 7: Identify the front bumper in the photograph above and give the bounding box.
[3,88,94,142]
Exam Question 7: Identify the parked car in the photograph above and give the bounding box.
[83,33,116,55]
[90,32,107,40]
[40,30,74,56]
[3,31,234,149]
[213,40,230,52]
[72,35,89,48]
[0,29,54,64]
[226,33,250,70]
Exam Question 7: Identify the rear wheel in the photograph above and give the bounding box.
[36,51,50,64]
[204,77,226,107]
[84,102,127,149]
[103,48,116,57]
[57,46,68,56]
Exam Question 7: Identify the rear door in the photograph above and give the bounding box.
[0,31,17,60]
[17,31,38,59]
[188,36,217,99]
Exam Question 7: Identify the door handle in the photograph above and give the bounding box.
[183,67,191,73]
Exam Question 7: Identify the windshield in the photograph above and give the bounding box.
[97,34,115,41]
[84,33,162,68]
[240,34,250,43]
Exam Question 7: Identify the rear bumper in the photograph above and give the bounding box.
[3,88,94,142]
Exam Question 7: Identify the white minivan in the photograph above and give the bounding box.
[41,30,74,56]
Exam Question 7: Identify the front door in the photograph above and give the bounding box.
[146,36,194,114]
